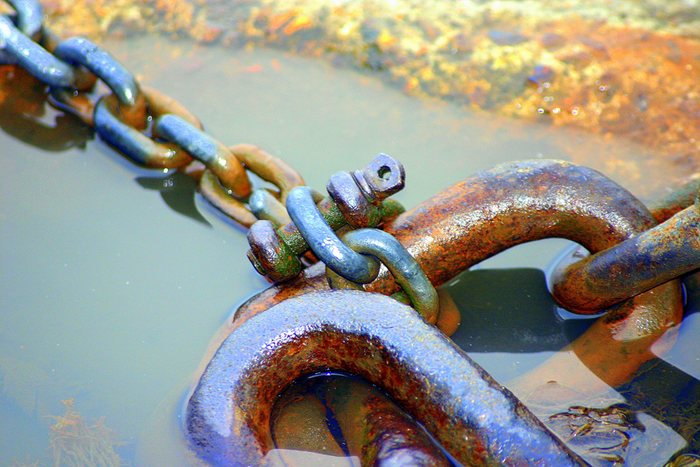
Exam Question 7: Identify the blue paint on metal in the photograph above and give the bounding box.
[186,291,584,465]
[287,186,378,283]
[53,37,140,106]
[0,16,75,87]
[155,114,218,166]
[336,228,439,322]
[6,0,43,37]
[93,97,157,165]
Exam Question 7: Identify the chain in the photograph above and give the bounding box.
[0,0,439,317]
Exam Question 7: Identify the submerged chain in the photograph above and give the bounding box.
[1,0,440,318]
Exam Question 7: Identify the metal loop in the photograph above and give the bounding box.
[248,189,291,226]
[52,37,146,127]
[229,144,305,203]
[154,114,252,199]
[94,87,200,168]
[199,170,258,228]
[199,144,304,227]
[199,175,293,228]
[4,0,42,38]
[247,155,406,282]
[326,228,439,324]
[327,171,378,228]
[187,291,582,465]
[0,16,75,87]
[247,219,303,282]
[287,186,379,283]
[552,196,700,311]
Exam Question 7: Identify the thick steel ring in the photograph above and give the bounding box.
[186,291,582,466]
[552,200,700,311]
[232,160,683,394]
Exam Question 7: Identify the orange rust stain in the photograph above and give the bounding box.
[267,10,297,33]
[282,14,313,36]
[242,64,264,73]
[511,20,700,173]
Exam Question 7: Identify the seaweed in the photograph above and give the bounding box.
[48,399,123,467]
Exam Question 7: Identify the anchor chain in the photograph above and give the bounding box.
[3,1,699,465]
[247,153,440,319]
[248,154,406,280]
[0,0,440,317]
[0,0,299,227]
[3,0,697,314]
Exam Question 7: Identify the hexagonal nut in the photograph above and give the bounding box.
[247,220,302,282]
[358,153,406,200]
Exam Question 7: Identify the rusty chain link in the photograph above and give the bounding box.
[4,2,700,464]
[3,0,698,316]
[0,0,441,314]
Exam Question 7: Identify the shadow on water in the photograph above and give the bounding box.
[135,173,212,227]
[447,268,594,353]
[272,268,700,464]
[2,35,699,466]
[0,66,211,227]
[0,68,92,152]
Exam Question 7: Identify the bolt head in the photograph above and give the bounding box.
[361,153,405,200]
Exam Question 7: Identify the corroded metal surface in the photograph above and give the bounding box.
[187,291,584,466]
[553,202,700,311]
[200,144,305,228]
[232,160,683,391]
[379,159,655,293]
[326,228,439,324]
[247,154,406,282]
[236,158,661,318]
[648,177,700,223]
[271,374,451,465]
[155,114,252,198]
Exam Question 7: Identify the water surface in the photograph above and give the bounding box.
[1,36,697,465]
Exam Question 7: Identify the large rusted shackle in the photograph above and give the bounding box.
[186,291,584,465]
[188,159,685,465]
[551,198,700,311]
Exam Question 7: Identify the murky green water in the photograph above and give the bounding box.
[1,36,697,465]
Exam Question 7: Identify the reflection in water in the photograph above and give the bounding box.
[1,34,698,465]
[448,268,594,353]
[135,172,212,227]
[272,269,699,466]
[0,67,92,152]
[0,65,211,227]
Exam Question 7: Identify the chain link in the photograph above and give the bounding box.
[1,0,299,226]
[326,228,439,324]
[1,0,438,318]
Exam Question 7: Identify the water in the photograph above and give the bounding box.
[1,36,697,465]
